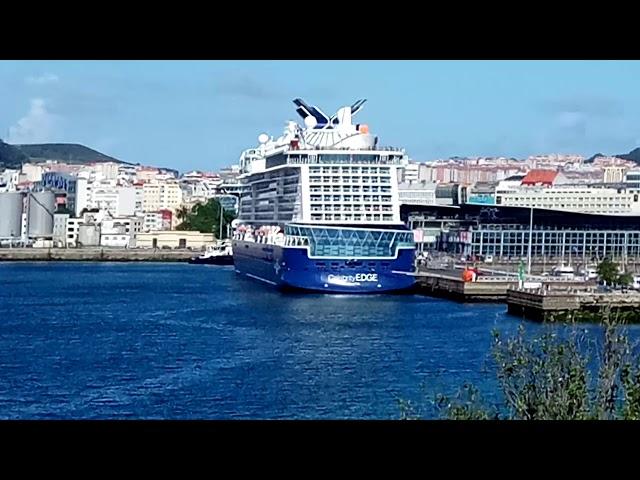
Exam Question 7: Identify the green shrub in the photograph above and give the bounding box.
[404,310,640,420]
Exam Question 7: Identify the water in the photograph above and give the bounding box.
[0,262,631,419]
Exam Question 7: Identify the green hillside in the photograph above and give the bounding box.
[15,143,125,165]
[0,140,29,169]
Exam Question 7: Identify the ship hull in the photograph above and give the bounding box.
[232,240,415,293]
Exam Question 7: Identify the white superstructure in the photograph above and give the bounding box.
[236,98,407,227]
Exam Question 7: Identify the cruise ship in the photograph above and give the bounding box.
[232,98,416,293]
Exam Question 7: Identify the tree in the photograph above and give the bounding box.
[618,272,634,288]
[175,205,191,226]
[597,257,619,285]
[176,198,235,238]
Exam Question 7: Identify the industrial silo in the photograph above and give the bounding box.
[77,224,100,246]
[0,192,24,238]
[27,191,55,237]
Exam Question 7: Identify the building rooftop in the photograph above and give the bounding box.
[521,169,558,186]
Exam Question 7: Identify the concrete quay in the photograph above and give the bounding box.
[412,268,593,302]
[506,288,640,322]
[0,247,195,262]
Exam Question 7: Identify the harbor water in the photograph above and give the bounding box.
[0,262,633,419]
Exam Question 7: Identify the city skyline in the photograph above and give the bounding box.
[2,60,640,171]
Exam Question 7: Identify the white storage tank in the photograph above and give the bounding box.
[0,192,24,237]
[78,224,100,246]
[27,191,55,237]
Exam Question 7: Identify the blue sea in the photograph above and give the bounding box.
[0,262,631,419]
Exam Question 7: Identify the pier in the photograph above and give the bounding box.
[412,267,592,302]
[506,288,640,322]
[0,247,194,262]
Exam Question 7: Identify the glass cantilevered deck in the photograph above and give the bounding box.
[285,224,414,259]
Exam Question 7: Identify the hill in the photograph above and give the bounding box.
[15,143,126,165]
[586,148,640,165]
[617,147,640,164]
[0,140,29,169]
[0,141,127,170]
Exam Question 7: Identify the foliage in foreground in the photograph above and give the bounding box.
[402,310,640,420]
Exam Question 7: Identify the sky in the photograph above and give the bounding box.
[1,60,640,172]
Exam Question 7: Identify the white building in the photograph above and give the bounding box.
[495,169,640,215]
[74,176,90,216]
[143,211,172,232]
[53,213,70,247]
[398,181,437,206]
[603,166,627,183]
[399,163,420,183]
[89,162,120,181]
[90,185,136,216]
[20,163,44,183]
[142,181,183,213]
[65,211,103,247]
[100,216,143,247]
[180,178,224,203]
[0,169,19,192]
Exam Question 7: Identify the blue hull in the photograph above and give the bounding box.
[232,240,415,293]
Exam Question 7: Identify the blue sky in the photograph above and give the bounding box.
[1,60,640,172]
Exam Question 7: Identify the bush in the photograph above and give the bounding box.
[404,309,640,420]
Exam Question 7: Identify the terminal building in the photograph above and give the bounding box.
[403,203,640,264]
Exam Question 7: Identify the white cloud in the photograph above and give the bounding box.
[7,98,60,144]
[25,73,59,85]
